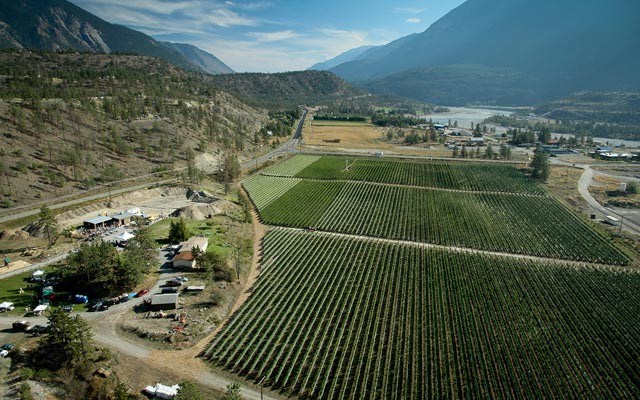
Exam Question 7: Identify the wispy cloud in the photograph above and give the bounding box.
[394,7,425,15]
[406,18,421,24]
[72,0,259,33]
[247,30,301,42]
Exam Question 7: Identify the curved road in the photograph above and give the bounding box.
[0,250,279,399]
[552,159,640,235]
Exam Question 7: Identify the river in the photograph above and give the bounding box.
[420,107,513,129]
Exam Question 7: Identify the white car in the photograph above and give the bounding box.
[0,350,9,358]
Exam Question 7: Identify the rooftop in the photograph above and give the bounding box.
[179,236,208,252]
[172,252,195,262]
[84,215,113,225]
[150,293,178,305]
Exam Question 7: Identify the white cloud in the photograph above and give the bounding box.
[394,7,425,15]
[71,0,259,31]
[202,9,258,27]
[406,18,421,24]
[247,30,301,42]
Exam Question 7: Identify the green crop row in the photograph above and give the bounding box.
[268,156,545,195]
[206,229,640,399]
[241,175,301,210]
[253,178,629,265]
[263,155,322,177]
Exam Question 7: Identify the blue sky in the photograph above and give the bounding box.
[70,0,466,72]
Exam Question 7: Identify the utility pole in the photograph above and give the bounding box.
[235,248,240,282]
[620,215,624,234]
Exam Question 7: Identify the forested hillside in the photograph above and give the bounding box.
[0,51,264,207]
[209,70,365,110]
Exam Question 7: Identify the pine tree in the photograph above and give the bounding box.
[531,146,550,182]
[485,143,494,159]
[36,308,93,370]
[38,205,57,247]
[175,381,204,400]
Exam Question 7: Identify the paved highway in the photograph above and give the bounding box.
[242,110,307,170]
[551,159,640,235]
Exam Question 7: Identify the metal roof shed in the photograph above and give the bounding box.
[149,293,179,311]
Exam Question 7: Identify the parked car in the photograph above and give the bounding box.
[31,325,49,334]
[165,280,182,287]
[136,289,149,297]
[12,321,30,332]
[161,287,179,294]
[0,350,8,358]
[62,305,73,313]
[90,301,108,312]
[0,344,14,351]
[175,276,189,282]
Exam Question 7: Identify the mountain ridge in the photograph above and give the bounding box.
[329,0,640,105]
[0,0,233,75]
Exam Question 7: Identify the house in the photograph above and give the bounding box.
[172,252,196,269]
[178,236,208,253]
[172,236,208,269]
[149,293,178,311]
[469,137,485,146]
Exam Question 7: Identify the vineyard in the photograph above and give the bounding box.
[206,229,640,399]
[248,176,629,265]
[263,155,545,194]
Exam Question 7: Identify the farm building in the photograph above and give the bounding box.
[149,293,179,311]
[172,252,197,269]
[83,215,114,230]
[110,211,136,226]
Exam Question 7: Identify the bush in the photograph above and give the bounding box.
[19,382,34,400]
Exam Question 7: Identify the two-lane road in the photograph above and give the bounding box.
[243,110,307,170]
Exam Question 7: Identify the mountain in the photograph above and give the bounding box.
[308,45,377,71]
[160,42,234,75]
[0,0,231,75]
[0,51,263,207]
[329,0,640,106]
[209,70,366,109]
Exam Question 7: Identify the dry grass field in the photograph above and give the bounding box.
[303,121,453,156]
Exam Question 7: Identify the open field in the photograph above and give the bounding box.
[311,120,371,127]
[206,229,640,399]
[304,123,383,148]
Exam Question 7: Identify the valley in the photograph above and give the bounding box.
[0,0,639,399]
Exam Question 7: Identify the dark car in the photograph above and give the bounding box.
[31,325,49,333]
[0,344,14,351]
[12,321,30,332]
[90,301,107,312]
[62,305,73,313]
[161,287,179,294]
[165,280,182,287]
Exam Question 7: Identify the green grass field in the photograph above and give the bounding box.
[147,218,233,257]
